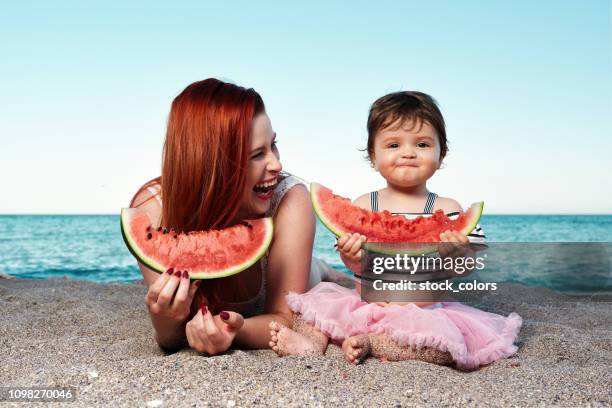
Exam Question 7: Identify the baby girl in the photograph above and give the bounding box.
[269,91,521,370]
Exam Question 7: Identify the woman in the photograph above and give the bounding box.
[130,78,318,354]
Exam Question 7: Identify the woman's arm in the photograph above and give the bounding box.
[234,184,315,349]
[132,188,198,352]
[140,264,194,352]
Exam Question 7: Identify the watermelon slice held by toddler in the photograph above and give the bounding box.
[310,182,483,255]
[121,208,273,279]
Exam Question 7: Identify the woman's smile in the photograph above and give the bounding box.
[253,178,279,201]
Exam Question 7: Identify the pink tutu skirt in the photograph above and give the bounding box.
[286,282,522,370]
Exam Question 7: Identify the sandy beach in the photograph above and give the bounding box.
[0,277,610,407]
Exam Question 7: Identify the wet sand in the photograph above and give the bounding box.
[0,277,610,407]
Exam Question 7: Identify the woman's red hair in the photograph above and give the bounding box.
[132,78,265,231]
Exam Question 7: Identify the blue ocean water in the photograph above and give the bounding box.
[1,215,611,290]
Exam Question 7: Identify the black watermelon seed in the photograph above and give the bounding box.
[146,233,152,239]
[173,235,178,239]
[157,227,162,232]
[163,229,168,234]
[146,226,151,232]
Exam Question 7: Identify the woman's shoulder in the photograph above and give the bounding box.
[270,181,314,247]
[267,174,306,215]
[130,180,162,227]
[274,181,310,215]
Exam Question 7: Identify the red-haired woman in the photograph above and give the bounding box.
[131,78,324,354]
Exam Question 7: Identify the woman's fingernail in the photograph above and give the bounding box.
[182,270,189,279]
[220,311,230,320]
[174,270,182,277]
[166,268,174,275]
[201,305,208,314]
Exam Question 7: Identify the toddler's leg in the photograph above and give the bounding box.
[342,335,371,365]
[368,334,453,366]
[269,315,328,357]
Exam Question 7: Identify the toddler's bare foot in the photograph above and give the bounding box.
[269,321,323,356]
[342,335,371,365]
[369,334,453,366]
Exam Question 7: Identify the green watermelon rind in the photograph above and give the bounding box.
[310,182,347,237]
[120,209,166,273]
[309,182,484,256]
[120,208,274,280]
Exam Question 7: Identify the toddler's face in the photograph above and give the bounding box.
[371,119,441,188]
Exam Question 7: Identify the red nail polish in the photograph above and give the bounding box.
[166,268,174,275]
[201,304,208,314]
[174,270,182,277]
[220,311,229,320]
[182,270,189,279]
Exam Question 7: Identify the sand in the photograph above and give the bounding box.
[0,277,610,407]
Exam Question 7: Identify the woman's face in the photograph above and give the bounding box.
[240,112,282,217]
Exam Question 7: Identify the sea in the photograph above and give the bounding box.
[1,215,611,292]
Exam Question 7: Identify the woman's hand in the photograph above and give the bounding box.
[186,307,244,355]
[337,233,367,264]
[145,269,200,323]
[438,230,470,259]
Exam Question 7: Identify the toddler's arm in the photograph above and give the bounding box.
[337,194,374,274]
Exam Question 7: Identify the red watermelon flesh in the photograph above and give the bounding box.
[310,182,483,253]
[121,208,273,279]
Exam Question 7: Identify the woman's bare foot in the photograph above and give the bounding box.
[269,321,324,356]
[342,335,371,365]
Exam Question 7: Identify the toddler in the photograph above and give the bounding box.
[269,91,521,370]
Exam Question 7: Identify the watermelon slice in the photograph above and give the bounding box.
[121,208,273,279]
[310,182,483,255]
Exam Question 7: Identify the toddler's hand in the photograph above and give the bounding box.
[438,230,470,259]
[336,233,367,264]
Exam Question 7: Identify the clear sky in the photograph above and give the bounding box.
[1,1,610,214]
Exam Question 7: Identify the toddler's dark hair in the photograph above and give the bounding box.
[366,91,447,162]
